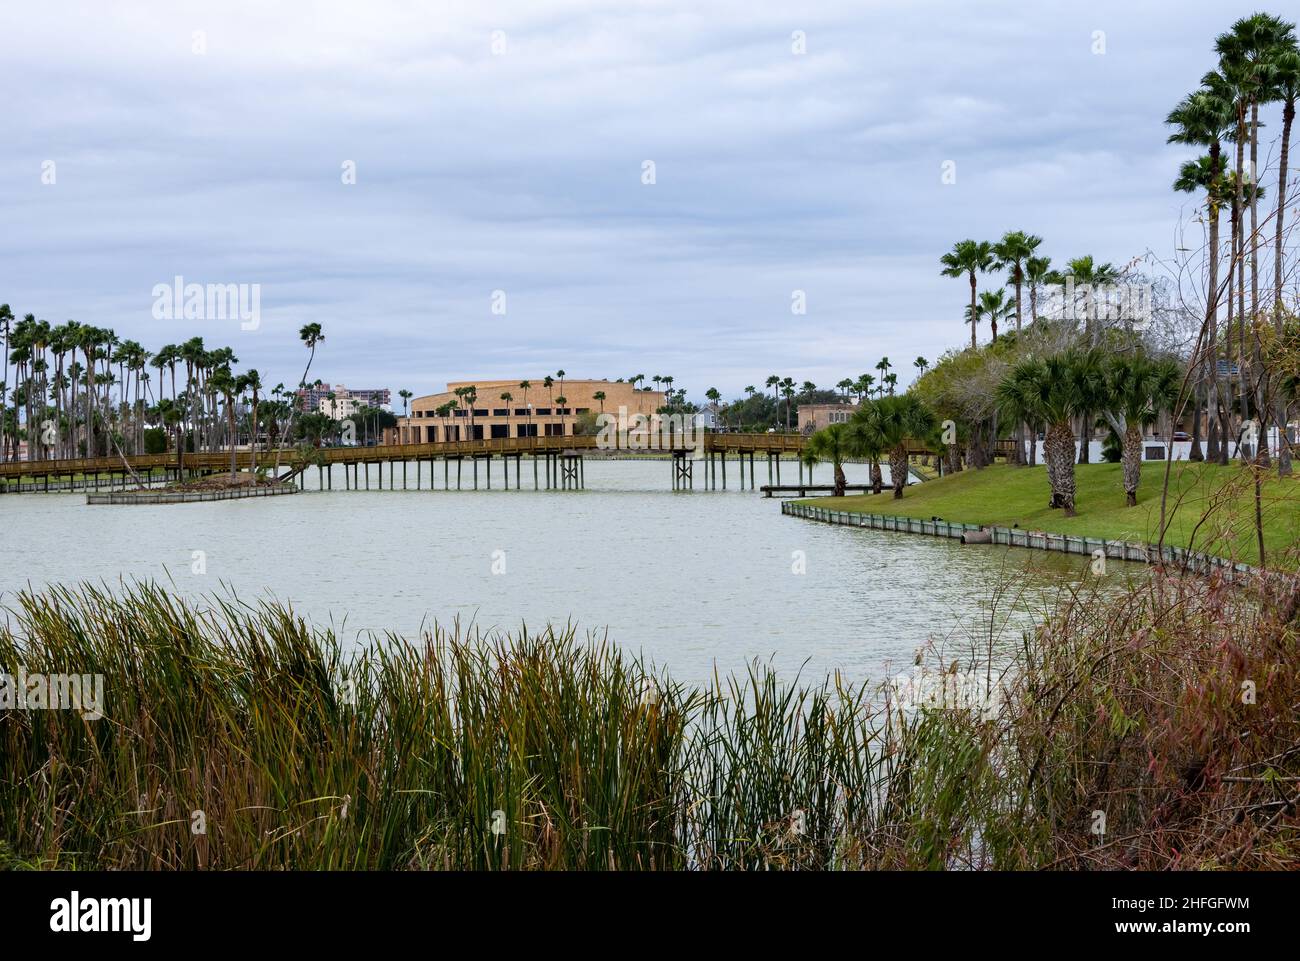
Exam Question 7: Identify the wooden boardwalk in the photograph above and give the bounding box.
[0,432,987,493]
[0,432,808,492]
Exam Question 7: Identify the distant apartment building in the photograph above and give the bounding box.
[320,396,362,420]
[298,384,391,415]
[798,401,857,435]
[391,378,665,443]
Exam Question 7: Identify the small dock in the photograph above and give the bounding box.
[761,484,879,498]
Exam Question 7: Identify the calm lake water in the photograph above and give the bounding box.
[1,459,1117,685]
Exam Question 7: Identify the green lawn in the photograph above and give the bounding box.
[798,461,1300,567]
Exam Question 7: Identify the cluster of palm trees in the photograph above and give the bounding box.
[801,393,936,498]
[997,350,1181,515]
[0,308,325,478]
[941,232,1054,349]
[1165,12,1299,475]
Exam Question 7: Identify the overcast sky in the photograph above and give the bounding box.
[0,0,1282,402]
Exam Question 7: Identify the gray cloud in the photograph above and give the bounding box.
[0,0,1271,400]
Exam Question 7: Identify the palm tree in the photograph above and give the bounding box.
[854,374,874,403]
[836,378,853,400]
[518,380,532,438]
[854,394,936,499]
[273,323,323,477]
[593,390,606,415]
[940,239,995,349]
[1168,88,1235,465]
[765,374,780,411]
[1102,355,1182,506]
[208,365,239,478]
[244,369,263,471]
[848,400,885,494]
[76,323,102,458]
[977,289,1015,343]
[1025,255,1053,324]
[1272,39,1300,475]
[399,389,413,419]
[801,422,855,496]
[996,350,1103,516]
[780,376,796,430]
[0,303,10,460]
[875,358,891,394]
[993,231,1043,334]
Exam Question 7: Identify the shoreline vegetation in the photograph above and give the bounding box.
[2,578,1297,870]
[795,462,1300,569]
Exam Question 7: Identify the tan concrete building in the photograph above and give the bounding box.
[391,378,666,443]
[797,401,858,435]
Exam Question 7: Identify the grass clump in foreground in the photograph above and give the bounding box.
[1,576,1298,870]
[806,461,1300,567]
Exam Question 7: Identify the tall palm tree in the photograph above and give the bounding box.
[1025,255,1053,324]
[765,374,780,409]
[1168,88,1235,465]
[272,323,323,477]
[780,376,795,430]
[1272,41,1300,475]
[996,350,1103,516]
[940,239,995,349]
[0,303,11,460]
[243,369,263,471]
[593,390,606,415]
[1102,355,1182,506]
[76,323,101,457]
[993,230,1042,334]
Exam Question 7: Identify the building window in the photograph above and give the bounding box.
[545,423,565,436]
[473,409,488,417]
[514,408,529,416]
[576,408,590,415]
[491,424,509,439]
[536,408,551,415]
[517,424,537,437]
[493,409,508,417]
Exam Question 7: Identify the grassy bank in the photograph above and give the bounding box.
[801,462,1300,567]
[2,579,1296,870]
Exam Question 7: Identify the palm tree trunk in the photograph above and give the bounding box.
[889,445,908,499]
[870,458,882,494]
[968,271,977,349]
[1121,422,1142,507]
[1045,420,1077,515]
[833,461,846,497]
[1276,95,1295,476]
[1189,377,1204,461]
